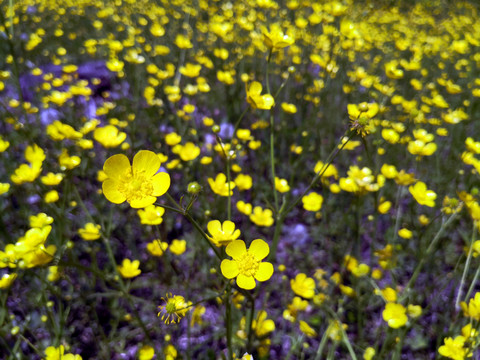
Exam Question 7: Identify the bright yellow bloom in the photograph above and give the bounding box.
[94,125,126,148]
[275,177,290,193]
[237,201,253,215]
[207,220,241,247]
[234,174,253,191]
[299,320,317,337]
[172,142,201,161]
[138,345,154,360]
[147,240,168,257]
[78,223,101,241]
[283,296,308,322]
[157,293,190,324]
[25,144,46,164]
[290,273,315,299]
[169,239,186,255]
[208,173,235,197]
[102,150,170,208]
[0,183,10,195]
[326,320,348,341]
[382,303,408,328]
[249,206,274,227]
[364,347,376,360]
[137,205,165,225]
[41,172,64,186]
[11,162,42,184]
[461,292,480,320]
[302,192,323,212]
[221,239,274,290]
[58,149,81,170]
[45,190,59,203]
[409,181,436,207]
[0,273,17,289]
[45,345,82,360]
[246,82,274,110]
[117,258,141,278]
[438,336,470,360]
[262,23,294,50]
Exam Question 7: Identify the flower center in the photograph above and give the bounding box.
[118,169,154,202]
[237,252,259,277]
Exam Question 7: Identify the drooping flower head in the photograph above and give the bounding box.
[102,150,170,208]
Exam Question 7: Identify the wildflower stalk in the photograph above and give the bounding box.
[314,329,330,360]
[458,221,478,307]
[226,157,232,221]
[225,283,234,360]
[164,192,222,260]
[269,132,353,261]
[403,211,460,297]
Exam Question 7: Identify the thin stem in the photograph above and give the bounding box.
[226,158,232,221]
[456,222,477,310]
[403,211,460,296]
[314,329,329,360]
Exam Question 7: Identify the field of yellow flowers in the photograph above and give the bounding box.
[2,0,480,359]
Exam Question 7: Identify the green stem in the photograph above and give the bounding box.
[403,211,459,297]
[456,222,477,310]
[225,283,233,360]
[226,158,232,221]
[314,329,329,360]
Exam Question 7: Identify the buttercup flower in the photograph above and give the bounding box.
[382,302,408,328]
[207,220,241,247]
[158,293,190,324]
[102,150,170,208]
[409,181,436,207]
[246,81,274,110]
[262,23,294,50]
[208,173,235,197]
[290,273,315,299]
[117,258,141,278]
[78,223,101,241]
[221,239,274,290]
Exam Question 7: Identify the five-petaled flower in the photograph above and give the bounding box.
[221,239,274,290]
[246,81,275,110]
[102,150,170,208]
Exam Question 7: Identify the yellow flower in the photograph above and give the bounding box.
[117,258,141,278]
[58,149,81,170]
[283,296,308,322]
[169,239,186,255]
[29,213,53,228]
[460,292,480,320]
[45,190,59,203]
[409,181,436,207]
[262,23,294,50]
[398,228,413,239]
[382,303,408,328]
[138,345,154,360]
[11,162,42,184]
[78,223,101,241]
[41,172,64,186]
[25,144,46,164]
[102,150,170,208]
[157,293,190,324]
[299,320,317,338]
[326,320,348,341]
[0,183,10,195]
[249,206,274,227]
[0,273,17,289]
[137,205,165,225]
[364,347,376,360]
[246,81,274,110]
[208,173,235,197]
[290,273,315,299]
[207,220,241,247]
[172,142,201,162]
[302,192,323,212]
[237,201,253,215]
[438,336,469,360]
[147,240,168,257]
[221,239,274,290]
[45,345,82,360]
[94,125,126,148]
[275,177,290,193]
[234,174,253,191]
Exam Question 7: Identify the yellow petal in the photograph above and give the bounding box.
[207,220,221,236]
[223,220,236,235]
[237,274,256,290]
[248,81,262,96]
[255,262,274,282]
[221,259,239,279]
[249,239,270,260]
[132,150,161,177]
[103,154,130,180]
[129,195,157,208]
[226,240,247,260]
[102,179,126,204]
[151,172,170,196]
